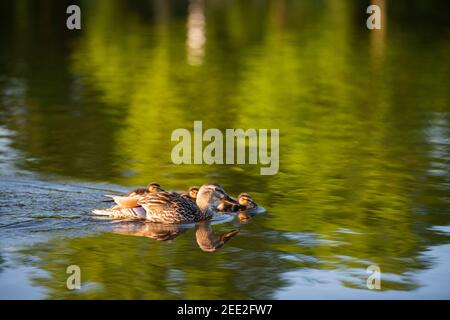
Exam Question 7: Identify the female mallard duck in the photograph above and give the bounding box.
[93,183,238,224]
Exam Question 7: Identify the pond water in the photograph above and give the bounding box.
[0,0,449,299]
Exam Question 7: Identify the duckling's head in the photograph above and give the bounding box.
[188,186,199,200]
[238,193,257,208]
[196,183,238,213]
[147,182,162,193]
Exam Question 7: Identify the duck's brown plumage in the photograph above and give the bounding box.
[128,187,150,197]
[137,191,208,224]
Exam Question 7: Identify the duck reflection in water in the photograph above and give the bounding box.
[112,221,239,252]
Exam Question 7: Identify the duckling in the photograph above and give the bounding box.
[179,186,199,203]
[147,182,164,193]
[103,182,163,204]
[216,195,240,212]
[188,186,199,200]
[94,183,239,224]
[127,182,163,196]
[217,202,238,212]
[217,192,258,212]
[237,193,257,210]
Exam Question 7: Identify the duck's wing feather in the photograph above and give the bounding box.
[92,206,147,220]
[137,191,201,223]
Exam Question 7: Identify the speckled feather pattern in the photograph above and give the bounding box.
[137,191,209,223]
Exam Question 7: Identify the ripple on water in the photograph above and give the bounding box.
[283,232,346,248]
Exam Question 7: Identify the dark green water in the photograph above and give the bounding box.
[0,0,449,299]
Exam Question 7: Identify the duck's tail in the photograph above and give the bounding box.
[92,206,147,220]
[103,195,139,208]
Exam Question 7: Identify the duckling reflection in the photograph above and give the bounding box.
[112,221,239,252]
[237,210,257,223]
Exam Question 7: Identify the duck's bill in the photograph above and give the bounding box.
[222,194,239,205]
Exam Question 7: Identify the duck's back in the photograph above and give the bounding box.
[138,191,202,223]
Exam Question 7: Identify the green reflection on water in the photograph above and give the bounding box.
[0,0,449,299]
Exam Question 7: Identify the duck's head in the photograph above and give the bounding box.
[188,186,199,200]
[196,183,238,213]
[147,182,162,193]
[238,193,257,209]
